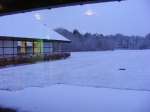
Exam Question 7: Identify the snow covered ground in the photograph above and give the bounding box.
[0,50,150,91]
[0,50,150,112]
[0,85,150,112]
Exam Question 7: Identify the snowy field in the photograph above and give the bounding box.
[0,85,150,112]
[0,50,150,91]
[0,50,150,112]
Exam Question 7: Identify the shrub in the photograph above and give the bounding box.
[0,52,71,68]
[29,55,44,63]
[0,107,16,112]
[44,54,50,61]
[0,58,7,67]
[49,52,71,60]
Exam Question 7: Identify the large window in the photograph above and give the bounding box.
[0,40,18,57]
[43,42,53,54]
[18,41,33,56]
[26,42,33,55]
[33,40,43,55]
[0,40,56,58]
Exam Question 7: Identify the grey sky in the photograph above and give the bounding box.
[0,0,150,36]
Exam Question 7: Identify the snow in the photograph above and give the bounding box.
[45,30,70,42]
[0,50,150,112]
[0,13,70,42]
[0,50,150,91]
[0,85,150,112]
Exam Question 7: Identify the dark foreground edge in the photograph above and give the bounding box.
[0,107,16,112]
[0,0,123,16]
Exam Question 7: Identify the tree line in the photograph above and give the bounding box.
[55,28,150,52]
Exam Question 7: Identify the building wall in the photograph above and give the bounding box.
[0,39,63,58]
[53,42,62,52]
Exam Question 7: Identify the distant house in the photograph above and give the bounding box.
[0,13,70,66]
[0,31,70,58]
[0,31,71,67]
[0,32,70,67]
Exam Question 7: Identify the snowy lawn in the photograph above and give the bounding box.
[0,50,150,112]
[0,50,150,91]
[0,85,150,112]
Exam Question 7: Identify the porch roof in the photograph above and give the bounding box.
[0,0,122,16]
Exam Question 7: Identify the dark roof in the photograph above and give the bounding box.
[0,0,122,16]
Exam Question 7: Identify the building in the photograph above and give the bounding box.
[0,31,70,58]
[0,31,70,67]
[0,13,71,66]
[0,12,70,57]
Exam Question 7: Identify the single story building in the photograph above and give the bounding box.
[0,12,70,57]
[0,13,71,66]
[0,31,70,58]
[0,31,71,67]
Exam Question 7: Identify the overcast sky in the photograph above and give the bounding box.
[0,0,150,36]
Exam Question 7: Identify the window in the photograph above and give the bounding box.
[0,40,18,57]
[43,42,53,54]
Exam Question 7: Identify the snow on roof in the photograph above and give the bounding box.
[47,30,70,42]
[0,12,70,42]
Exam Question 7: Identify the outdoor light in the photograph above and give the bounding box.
[85,9,96,16]
[34,13,42,21]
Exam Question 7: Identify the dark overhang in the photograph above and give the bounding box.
[0,0,122,16]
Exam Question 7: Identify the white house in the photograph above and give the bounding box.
[0,12,70,58]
